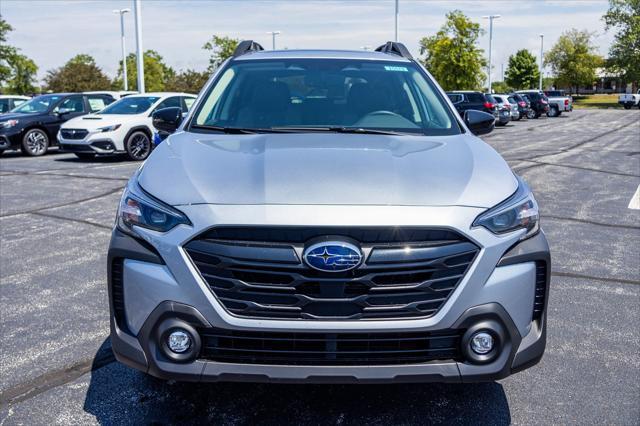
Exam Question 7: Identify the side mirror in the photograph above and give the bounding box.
[152,107,183,134]
[56,108,72,116]
[464,110,495,136]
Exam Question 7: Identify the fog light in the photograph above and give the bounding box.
[470,331,494,354]
[167,330,191,353]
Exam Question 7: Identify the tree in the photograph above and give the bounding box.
[419,10,487,91]
[203,35,239,71]
[490,81,514,94]
[1,15,39,94]
[603,0,640,87]
[504,49,540,89]
[44,54,111,92]
[114,50,174,92]
[0,16,16,85]
[544,29,604,95]
[4,54,38,94]
[165,69,209,94]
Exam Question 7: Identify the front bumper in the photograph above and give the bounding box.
[58,130,125,154]
[0,129,22,150]
[108,204,550,383]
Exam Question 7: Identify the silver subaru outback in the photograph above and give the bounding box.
[108,41,550,383]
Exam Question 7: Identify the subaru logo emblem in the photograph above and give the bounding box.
[303,241,363,272]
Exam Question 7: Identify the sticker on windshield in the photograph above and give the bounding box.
[384,66,408,72]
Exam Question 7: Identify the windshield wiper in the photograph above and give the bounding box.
[269,126,415,135]
[191,124,261,134]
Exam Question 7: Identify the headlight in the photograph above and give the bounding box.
[473,176,539,240]
[98,124,121,132]
[117,176,190,234]
[1,119,19,128]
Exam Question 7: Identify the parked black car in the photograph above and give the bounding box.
[446,91,495,115]
[509,93,531,119]
[0,93,115,156]
[516,90,550,119]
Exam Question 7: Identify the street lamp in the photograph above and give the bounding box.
[133,0,145,93]
[112,8,130,91]
[539,34,544,90]
[267,31,281,50]
[482,14,501,93]
[394,0,399,42]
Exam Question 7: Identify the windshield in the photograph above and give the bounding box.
[191,58,460,135]
[98,96,160,115]
[11,95,62,113]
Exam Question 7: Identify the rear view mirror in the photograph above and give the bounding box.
[152,107,183,134]
[464,110,495,136]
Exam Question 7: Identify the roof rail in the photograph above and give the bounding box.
[374,41,413,60]
[232,40,265,58]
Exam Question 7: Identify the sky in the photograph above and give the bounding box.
[2,0,614,84]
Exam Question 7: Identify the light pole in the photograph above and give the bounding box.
[483,14,501,93]
[539,34,544,90]
[133,0,145,93]
[394,0,399,42]
[113,8,130,91]
[267,31,281,50]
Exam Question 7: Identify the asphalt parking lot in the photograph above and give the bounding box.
[0,109,638,424]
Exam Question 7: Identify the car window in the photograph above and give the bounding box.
[493,96,503,103]
[447,94,463,103]
[0,99,9,113]
[12,95,62,113]
[192,59,460,136]
[99,96,160,115]
[154,96,182,111]
[87,96,109,112]
[466,93,484,103]
[54,96,85,113]
[182,96,196,112]
[13,99,28,108]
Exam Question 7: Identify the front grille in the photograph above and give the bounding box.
[60,129,88,140]
[533,261,547,321]
[185,227,479,320]
[200,329,463,365]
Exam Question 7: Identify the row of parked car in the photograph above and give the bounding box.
[0,91,196,160]
[446,90,572,127]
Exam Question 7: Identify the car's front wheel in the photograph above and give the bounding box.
[526,109,535,119]
[21,128,49,156]
[623,104,631,109]
[125,131,152,161]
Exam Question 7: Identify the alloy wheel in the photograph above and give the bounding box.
[22,129,49,156]
[127,132,151,161]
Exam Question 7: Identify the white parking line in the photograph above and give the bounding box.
[629,185,640,210]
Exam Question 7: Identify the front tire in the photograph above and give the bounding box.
[21,128,49,156]
[125,131,152,161]
[623,104,631,110]
[526,110,535,119]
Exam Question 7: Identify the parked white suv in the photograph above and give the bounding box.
[58,92,196,160]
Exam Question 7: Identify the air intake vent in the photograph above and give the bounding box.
[533,261,547,321]
[199,329,463,365]
[110,258,127,330]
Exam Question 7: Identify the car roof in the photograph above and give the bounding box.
[233,49,412,62]
[0,95,30,99]
[446,90,482,93]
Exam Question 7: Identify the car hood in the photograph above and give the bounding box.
[61,114,141,130]
[138,132,517,208]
